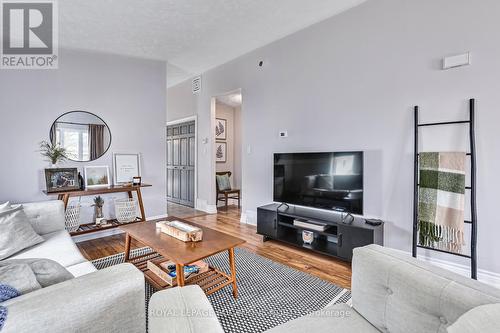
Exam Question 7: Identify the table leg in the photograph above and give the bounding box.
[176,264,185,286]
[136,188,146,222]
[62,194,70,209]
[228,248,238,298]
[124,234,131,262]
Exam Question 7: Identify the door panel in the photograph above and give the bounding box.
[166,121,195,207]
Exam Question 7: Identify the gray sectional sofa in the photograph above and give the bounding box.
[0,201,146,333]
[149,245,500,333]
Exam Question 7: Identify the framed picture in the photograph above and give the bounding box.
[113,153,141,185]
[44,168,79,193]
[215,141,227,163]
[215,118,227,140]
[84,166,111,188]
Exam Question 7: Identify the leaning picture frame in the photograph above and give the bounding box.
[113,153,141,185]
[44,168,80,193]
[84,166,111,188]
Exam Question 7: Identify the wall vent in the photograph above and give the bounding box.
[192,76,202,94]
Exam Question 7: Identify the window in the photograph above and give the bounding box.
[55,123,89,161]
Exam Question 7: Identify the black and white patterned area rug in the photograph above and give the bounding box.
[92,247,351,333]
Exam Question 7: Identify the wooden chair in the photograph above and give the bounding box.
[216,171,241,210]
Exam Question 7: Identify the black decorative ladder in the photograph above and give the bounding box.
[412,98,478,279]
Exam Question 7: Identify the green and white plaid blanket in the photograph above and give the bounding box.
[419,152,466,253]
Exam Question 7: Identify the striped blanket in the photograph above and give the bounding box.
[419,152,466,253]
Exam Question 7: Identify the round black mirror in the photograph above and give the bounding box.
[50,111,111,162]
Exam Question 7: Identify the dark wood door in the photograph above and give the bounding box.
[167,121,195,207]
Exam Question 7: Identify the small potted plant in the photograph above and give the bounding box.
[93,196,105,224]
[39,140,67,167]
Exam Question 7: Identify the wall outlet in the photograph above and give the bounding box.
[279,131,288,138]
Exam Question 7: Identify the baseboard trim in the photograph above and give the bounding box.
[195,199,217,214]
[416,255,500,288]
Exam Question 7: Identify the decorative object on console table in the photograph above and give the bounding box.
[44,168,80,193]
[113,153,141,185]
[64,203,81,232]
[115,198,138,223]
[39,140,67,167]
[42,184,151,236]
[93,196,105,225]
[132,176,142,186]
[215,118,227,140]
[84,166,111,188]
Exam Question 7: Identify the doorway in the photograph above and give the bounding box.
[213,90,242,210]
[166,118,196,207]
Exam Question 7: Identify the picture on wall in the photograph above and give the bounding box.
[215,118,227,140]
[215,141,227,163]
[44,168,79,193]
[84,166,111,188]
[113,153,141,185]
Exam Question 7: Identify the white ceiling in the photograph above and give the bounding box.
[59,0,367,87]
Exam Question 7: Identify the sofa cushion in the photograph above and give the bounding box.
[266,303,379,333]
[9,230,86,268]
[0,204,44,260]
[447,303,500,333]
[22,201,66,235]
[66,261,97,277]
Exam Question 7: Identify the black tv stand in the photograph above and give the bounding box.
[257,203,384,261]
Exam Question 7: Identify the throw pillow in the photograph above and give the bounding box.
[447,303,500,333]
[0,259,73,292]
[2,258,74,287]
[0,203,44,260]
[0,263,41,295]
[216,174,232,191]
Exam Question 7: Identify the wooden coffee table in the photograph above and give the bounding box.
[119,217,245,298]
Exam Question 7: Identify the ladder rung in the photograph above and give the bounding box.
[418,120,470,127]
[416,245,472,258]
[417,184,471,190]
[417,153,472,156]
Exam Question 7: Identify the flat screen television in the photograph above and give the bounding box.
[274,152,363,214]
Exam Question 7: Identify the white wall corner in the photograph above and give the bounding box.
[243,210,257,225]
[196,198,217,214]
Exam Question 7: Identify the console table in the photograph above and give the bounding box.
[43,184,151,236]
[257,203,384,261]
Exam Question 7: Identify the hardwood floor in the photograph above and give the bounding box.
[76,203,353,289]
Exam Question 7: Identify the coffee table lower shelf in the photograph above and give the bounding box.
[128,252,233,295]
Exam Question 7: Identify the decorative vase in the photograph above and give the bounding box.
[94,205,104,223]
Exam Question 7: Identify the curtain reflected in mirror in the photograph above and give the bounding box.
[50,111,111,162]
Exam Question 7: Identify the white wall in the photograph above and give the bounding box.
[166,0,500,275]
[0,49,167,219]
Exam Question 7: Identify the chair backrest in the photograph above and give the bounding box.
[352,245,500,333]
[216,172,232,192]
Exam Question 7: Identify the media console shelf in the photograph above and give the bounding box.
[257,203,384,261]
